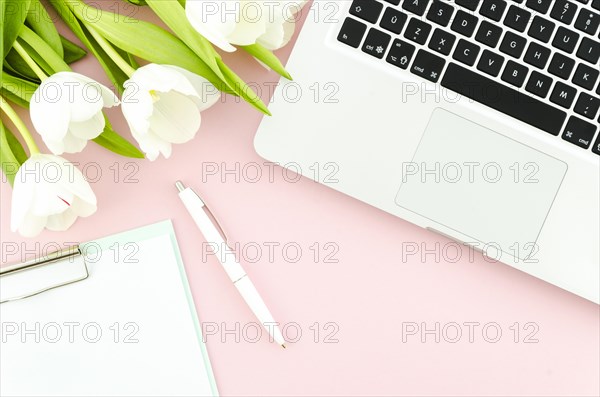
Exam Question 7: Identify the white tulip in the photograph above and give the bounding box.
[185,0,307,52]
[29,72,119,155]
[121,64,220,161]
[11,154,97,237]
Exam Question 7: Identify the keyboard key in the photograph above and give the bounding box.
[476,20,504,47]
[402,0,431,16]
[410,49,446,82]
[384,0,401,4]
[451,10,479,37]
[572,63,600,90]
[576,37,600,63]
[350,0,384,23]
[501,60,529,87]
[523,42,551,68]
[386,39,416,69]
[362,28,392,58]
[574,92,600,118]
[525,71,553,97]
[455,0,480,11]
[500,31,527,57]
[426,1,455,26]
[480,0,508,21]
[552,26,580,53]
[548,53,576,79]
[592,136,600,155]
[428,28,457,55]
[528,16,555,42]
[404,18,433,44]
[441,63,567,135]
[550,0,578,24]
[477,49,505,76]
[574,9,600,35]
[593,0,600,10]
[380,7,408,34]
[504,5,532,32]
[453,39,481,65]
[526,0,552,14]
[561,116,597,148]
[550,81,578,107]
[337,18,367,48]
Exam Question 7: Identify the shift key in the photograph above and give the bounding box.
[410,49,446,82]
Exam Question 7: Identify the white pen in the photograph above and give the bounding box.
[175,181,286,348]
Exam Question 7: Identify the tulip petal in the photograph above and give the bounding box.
[60,133,88,154]
[122,87,153,136]
[31,182,73,217]
[185,0,238,52]
[150,91,201,144]
[258,18,295,50]
[63,81,105,123]
[64,72,120,108]
[127,64,181,93]
[70,196,97,218]
[10,165,36,233]
[30,85,71,144]
[162,65,221,111]
[69,112,105,140]
[17,213,48,238]
[133,130,172,161]
[227,0,268,46]
[45,210,78,231]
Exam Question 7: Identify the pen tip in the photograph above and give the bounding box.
[281,344,286,349]
[175,181,185,192]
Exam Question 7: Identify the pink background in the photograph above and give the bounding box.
[1,2,599,396]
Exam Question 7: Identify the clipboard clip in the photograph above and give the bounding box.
[0,246,89,304]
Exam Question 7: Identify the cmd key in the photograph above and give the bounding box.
[561,116,597,148]
[410,49,446,82]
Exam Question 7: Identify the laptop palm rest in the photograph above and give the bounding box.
[395,108,567,260]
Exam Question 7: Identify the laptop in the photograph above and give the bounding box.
[254,0,600,303]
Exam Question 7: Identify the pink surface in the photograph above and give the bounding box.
[1,3,599,396]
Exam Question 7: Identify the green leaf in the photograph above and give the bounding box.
[19,25,70,73]
[0,121,28,186]
[62,0,226,90]
[60,35,87,64]
[142,0,270,113]
[241,44,292,80]
[115,46,139,70]
[26,0,63,58]
[15,38,55,76]
[1,0,32,59]
[123,0,147,5]
[48,0,130,93]
[1,88,30,108]
[216,58,271,116]
[93,117,144,159]
[1,71,38,105]
[4,49,39,81]
[145,0,225,82]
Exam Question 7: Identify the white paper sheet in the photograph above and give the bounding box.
[0,221,218,397]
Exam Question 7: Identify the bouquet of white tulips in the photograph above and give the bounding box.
[1,0,308,237]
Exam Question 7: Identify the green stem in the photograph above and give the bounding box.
[0,97,41,155]
[12,40,48,81]
[86,24,136,77]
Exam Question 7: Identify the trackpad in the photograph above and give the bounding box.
[395,108,567,260]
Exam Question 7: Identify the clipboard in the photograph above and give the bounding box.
[0,220,219,397]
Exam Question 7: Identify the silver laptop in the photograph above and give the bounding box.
[255,0,600,303]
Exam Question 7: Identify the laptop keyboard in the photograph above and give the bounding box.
[337,0,600,155]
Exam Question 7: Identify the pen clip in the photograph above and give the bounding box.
[203,203,231,246]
